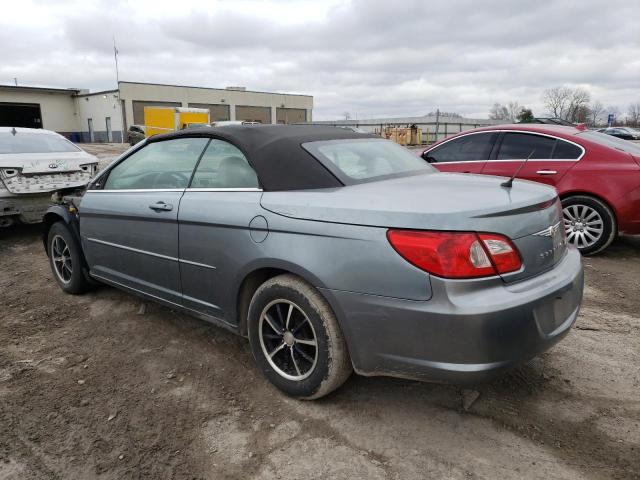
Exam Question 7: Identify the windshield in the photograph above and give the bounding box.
[577,131,640,155]
[0,132,80,154]
[303,138,434,183]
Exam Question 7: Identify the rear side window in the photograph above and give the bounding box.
[304,138,434,183]
[103,137,208,190]
[0,132,80,154]
[190,139,259,188]
[497,133,555,159]
[577,131,640,155]
[425,132,496,163]
[553,140,582,159]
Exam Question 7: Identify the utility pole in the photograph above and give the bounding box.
[434,108,440,144]
[113,36,125,143]
[14,77,17,86]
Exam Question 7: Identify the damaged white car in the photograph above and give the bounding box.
[0,127,98,227]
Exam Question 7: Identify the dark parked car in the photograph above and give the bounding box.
[43,125,583,399]
[126,125,146,145]
[597,127,640,141]
[420,124,640,254]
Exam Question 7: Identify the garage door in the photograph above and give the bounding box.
[235,106,271,124]
[188,103,230,122]
[132,100,181,125]
[0,103,42,129]
[276,108,306,124]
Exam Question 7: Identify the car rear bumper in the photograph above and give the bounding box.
[322,246,583,384]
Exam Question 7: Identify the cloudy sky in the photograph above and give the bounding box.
[1,0,638,120]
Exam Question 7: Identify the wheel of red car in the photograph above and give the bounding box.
[562,195,616,255]
[247,274,352,399]
[47,222,91,294]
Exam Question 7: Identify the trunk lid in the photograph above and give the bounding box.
[0,151,97,195]
[261,172,566,282]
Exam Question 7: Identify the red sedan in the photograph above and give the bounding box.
[420,124,640,254]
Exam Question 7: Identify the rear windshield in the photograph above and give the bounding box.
[577,131,640,155]
[0,132,80,154]
[303,138,434,183]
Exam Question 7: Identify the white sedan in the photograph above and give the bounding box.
[0,127,98,227]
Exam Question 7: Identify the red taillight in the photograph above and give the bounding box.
[387,230,522,279]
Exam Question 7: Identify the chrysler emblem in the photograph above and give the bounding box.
[533,222,561,237]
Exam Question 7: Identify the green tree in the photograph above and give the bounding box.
[516,108,534,123]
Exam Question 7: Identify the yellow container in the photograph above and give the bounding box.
[144,107,210,137]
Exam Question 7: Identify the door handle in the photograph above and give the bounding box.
[149,201,173,212]
[536,170,557,175]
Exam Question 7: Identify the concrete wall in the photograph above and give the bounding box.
[0,88,79,133]
[75,91,124,142]
[118,82,313,126]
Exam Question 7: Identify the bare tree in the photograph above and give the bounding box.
[489,103,510,121]
[542,86,591,122]
[627,103,640,127]
[566,88,591,123]
[542,86,571,119]
[589,101,605,126]
[343,112,351,121]
[506,102,520,122]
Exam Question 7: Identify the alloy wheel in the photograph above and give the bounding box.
[51,235,73,284]
[563,204,603,249]
[258,299,318,381]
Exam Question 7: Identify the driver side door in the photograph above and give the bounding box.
[80,137,209,304]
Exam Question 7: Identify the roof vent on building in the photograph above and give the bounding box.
[225,86,247,91]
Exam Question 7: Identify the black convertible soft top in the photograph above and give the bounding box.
[152,125,377,191]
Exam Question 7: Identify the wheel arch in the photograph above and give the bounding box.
[232,259,333,337]
[558,190,618,231]
[42,206,79,255]
[42,206,94,283]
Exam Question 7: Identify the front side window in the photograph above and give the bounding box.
[303,138,434,183]
[190,139,259,188]
[497,133,555,159]
[103,137,208,190]
[425,133,496,163]
[0,132,80,154]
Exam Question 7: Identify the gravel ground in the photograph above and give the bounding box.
[0,143,638,479]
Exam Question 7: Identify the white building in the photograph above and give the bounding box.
[0,81,314,142]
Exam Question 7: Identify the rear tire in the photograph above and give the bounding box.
[247,274,352,399]
[0,216,15,228]
[47,222,91,294]
[562,195,616,255]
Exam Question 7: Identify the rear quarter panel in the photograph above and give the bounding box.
[555,145,640,231]
[252,208,433,302]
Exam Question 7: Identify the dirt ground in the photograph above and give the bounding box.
[0,144,639,479]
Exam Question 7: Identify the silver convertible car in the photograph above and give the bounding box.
[43,125,584,399]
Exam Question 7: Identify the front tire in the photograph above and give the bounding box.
[562,195,616,255]
[247,274,352,399]
[47,222,91,294]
